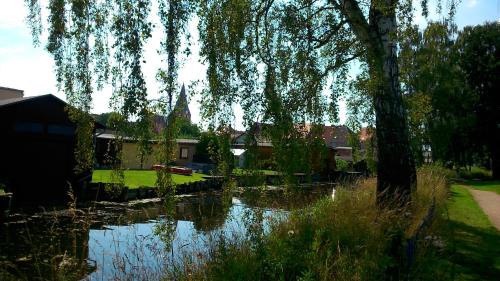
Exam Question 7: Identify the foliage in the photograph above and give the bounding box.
[93,112,114,127]
[399,21,499,179]
[335,158,349,172]
[167,167,450,280]
[399,21,477,168]
[26,1,467,202]
[456,167,492,181]
[455,22,500,179]
[193,131,220,164]
[177,117,201,139]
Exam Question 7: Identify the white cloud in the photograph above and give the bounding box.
[0,1,27,29]
[467,0,479,8]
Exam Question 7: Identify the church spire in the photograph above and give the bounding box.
[174,83,191,121]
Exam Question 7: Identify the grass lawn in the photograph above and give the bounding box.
[92,169,207,189]
[442,184,500,280]
[232,168,278,176]
[464,180,500,194]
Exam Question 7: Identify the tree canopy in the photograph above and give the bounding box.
[397,21,500,179]
[25,0,460,203]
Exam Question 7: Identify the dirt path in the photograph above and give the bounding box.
[467,187,500,231]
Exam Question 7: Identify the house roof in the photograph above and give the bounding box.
[96,132,199,144]
[0,94,105,129]
[330,125,351,148]
[233,122,354,149]
[177,138,199,144]
[0,86,24,94]
[359,127,374,142]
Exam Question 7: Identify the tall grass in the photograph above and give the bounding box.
[0,190,93,281]
[0,167,452,280]
[168,166,450,281]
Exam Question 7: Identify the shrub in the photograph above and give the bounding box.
[335,158,350,172]
[456,166,492,180]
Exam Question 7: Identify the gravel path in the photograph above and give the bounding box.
[467,187,500,231]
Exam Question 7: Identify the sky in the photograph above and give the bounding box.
[0,0,499,130]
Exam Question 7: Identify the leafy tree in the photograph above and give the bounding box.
[25,0,460,205]
[93,112,114,127]
[456,22,500,179]
[193,131,219,164]
[399,22,477,168]
[176,117,201,139]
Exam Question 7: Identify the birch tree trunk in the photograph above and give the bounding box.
[340,0,416,205]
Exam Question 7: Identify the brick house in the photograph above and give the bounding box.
[231,123,356,171]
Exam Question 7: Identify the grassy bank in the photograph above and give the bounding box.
[439,184,500,280]
[91,170,207,189]
[232,168,278,176]
[463,180,500,194]
[167,167,450,280]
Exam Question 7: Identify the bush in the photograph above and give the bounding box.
[456,166,492,180]
[335,158,350,172]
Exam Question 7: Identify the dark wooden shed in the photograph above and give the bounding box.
[0,93,96,205]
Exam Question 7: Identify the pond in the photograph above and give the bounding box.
[0,186,333,280]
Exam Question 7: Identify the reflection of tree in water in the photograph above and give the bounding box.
[174,192,230,232]
[154,195,177,252]
[0,215,92,280]
[237,187,332,210]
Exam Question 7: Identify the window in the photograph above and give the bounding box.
[14,122,43,133]
[47,124,75,136]
[180,147,189,159]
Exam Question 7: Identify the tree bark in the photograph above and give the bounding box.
[491,143,500,180]
[370,5,416,205]
[340,0,416,205]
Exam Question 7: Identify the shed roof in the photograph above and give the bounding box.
[0,95,45,107]
[0,94,106,129]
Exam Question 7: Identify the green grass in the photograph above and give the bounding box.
[441,184,500,280]
[91,170,207,189]
[463,180,500,194]
[232,168,278,176]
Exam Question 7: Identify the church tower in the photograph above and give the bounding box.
[174,83,191,121]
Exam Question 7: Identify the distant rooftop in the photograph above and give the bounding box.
[0,94,50,107]
[96,132,199,144]
[0,86,24,101]
[0,86,24,93]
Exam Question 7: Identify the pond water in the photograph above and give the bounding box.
[0,187,333,280]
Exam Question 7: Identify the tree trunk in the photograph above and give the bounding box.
[491,144,500,180]
[368,5,416,205]
[340,0,416,205]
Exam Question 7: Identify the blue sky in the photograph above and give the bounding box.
[0,0,498,130]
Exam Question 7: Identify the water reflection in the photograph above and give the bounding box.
[0,187,331,280]
[0,213,92,280]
